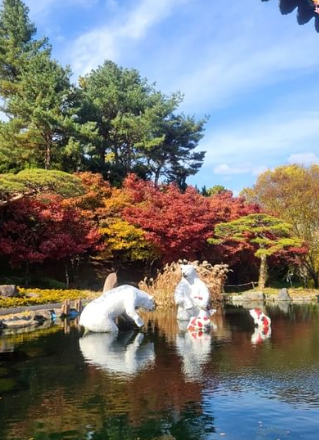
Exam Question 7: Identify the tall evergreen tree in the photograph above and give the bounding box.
[4,51,83,170]
[0,0,48,101]
[0,0,87,172]
[78,60,157,180]
[79,60,206,187]
[146,112,206,189]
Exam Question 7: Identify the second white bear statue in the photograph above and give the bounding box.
[174,264,211,321]
[79,285,155,333]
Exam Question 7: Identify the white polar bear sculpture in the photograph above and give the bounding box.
[174,264,211,321]
[79,285,155,333]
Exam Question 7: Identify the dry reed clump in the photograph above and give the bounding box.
[138,260,230,308]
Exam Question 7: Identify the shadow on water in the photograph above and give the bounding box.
[1,304,319,439]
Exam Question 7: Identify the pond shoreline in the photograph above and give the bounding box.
[0,302,64,316]
[0,289,318,331]
[0,299,90,331]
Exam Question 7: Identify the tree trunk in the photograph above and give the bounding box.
[64,260,70,288]
[99,147,106,167]
[24,261,30,287]
[70,256,80,288]
[154,167,161,187]
[44,140,51,170]
[311,272,319,289]
[301,256,319,288]
[258,254,267,291]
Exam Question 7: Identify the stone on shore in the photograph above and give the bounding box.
[231,291,265,302]
[0,285,18,297]
[276,288,292,302]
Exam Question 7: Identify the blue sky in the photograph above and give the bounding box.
[22,0,319,194]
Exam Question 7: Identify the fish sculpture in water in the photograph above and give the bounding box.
[249,308,271,328]
[187,308,216,332]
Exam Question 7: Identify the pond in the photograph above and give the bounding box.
[1,303,319,440]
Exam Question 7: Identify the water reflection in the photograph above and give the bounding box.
[175,330,212,381]
[79,330,155,377]
[1,304,319,440]
[251,325,272,344]
[275,301,291,314]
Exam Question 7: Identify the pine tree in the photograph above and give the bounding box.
[209,213,302,290]
[0,1,88,171]
[0,0,48,102]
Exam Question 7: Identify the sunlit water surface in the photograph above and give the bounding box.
[1,303,319,440]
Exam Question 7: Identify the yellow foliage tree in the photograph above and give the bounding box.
[242,164,319,287]
[100,219,158,264]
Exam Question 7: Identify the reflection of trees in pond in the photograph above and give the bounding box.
[142,308,180,343]
[2,305,319,439]
[1,326,215,440]
[0,322,61,353]
[142,307,231,343]
[266,302,319,320]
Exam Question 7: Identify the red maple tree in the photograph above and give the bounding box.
[122,174,259,263]
[0,195,101,284]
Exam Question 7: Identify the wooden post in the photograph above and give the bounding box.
[61,299,70,316]
[74,299,83,313]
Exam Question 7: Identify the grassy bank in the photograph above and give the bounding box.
[0,287,97,309]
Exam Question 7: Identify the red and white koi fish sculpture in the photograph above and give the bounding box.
[187,309,215,332]
[249,308,271,328]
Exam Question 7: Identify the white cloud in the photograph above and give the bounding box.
[176,31,319,114]
[288,152,319,166]
[214,163,251,175]
[252,165,269,176]
[213,163,269,177]
[71,32,118,74]
[201,111,319,164]
[118,0,183,39]
[68,0,189,75]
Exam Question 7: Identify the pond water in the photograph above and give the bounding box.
[1,303,319,440]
